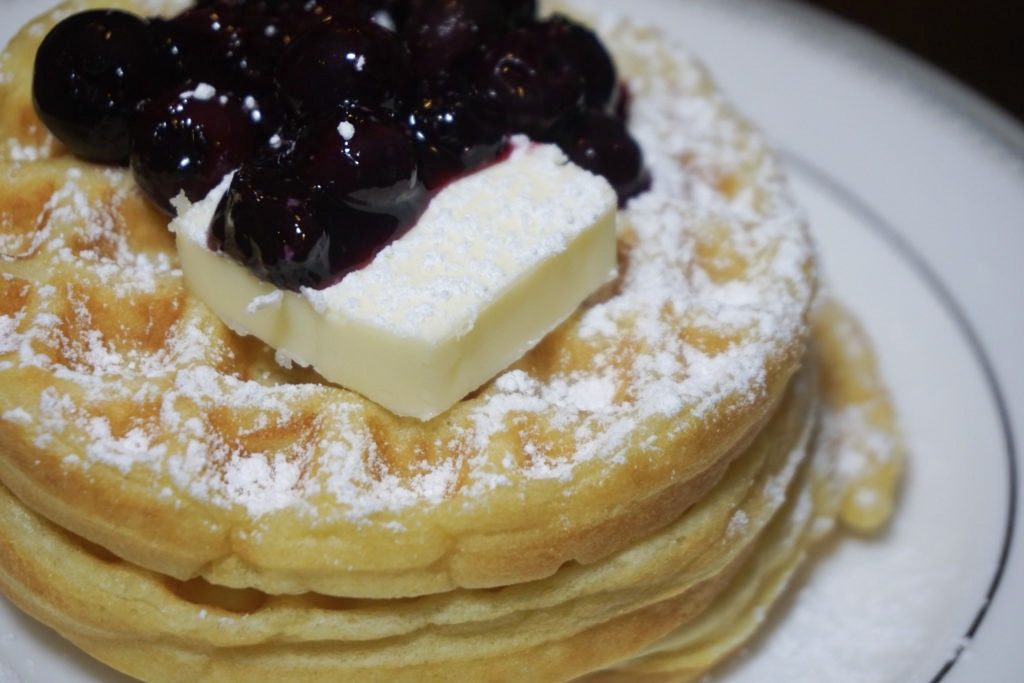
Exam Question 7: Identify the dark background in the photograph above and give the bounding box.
[797,0,1024,123]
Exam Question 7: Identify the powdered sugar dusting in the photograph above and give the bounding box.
[180,83,216,101]
[727,509,750,537]
[0,407,31,426]
[0,11,814,521]
[337,120,356,141]
[826,404,897,481]
[247,290,283,314]
[0,311,23,357]
[3,137,57,163]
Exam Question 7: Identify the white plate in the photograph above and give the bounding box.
[1,1,1021,681]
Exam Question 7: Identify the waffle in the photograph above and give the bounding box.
[0,0,903,680]
[0,302,896,682]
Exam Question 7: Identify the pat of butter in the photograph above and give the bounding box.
[172,142,617,420]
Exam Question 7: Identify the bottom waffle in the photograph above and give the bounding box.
[0,301,901,682]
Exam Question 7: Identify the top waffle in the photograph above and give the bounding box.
[0,0,815,598]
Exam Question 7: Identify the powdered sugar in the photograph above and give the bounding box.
[180,83,216,101]
[337,120,356,141]
[727,509,750,537]
[247,290,283,314]
[0,312,22,356]
[0,10,814,521]
[84,419,167,472]
[821,402,897,485]
[3,138,55,163]
[0,407,30,426]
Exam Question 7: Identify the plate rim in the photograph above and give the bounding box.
[0,0,1020,681]
[714,0,1024,163]
[730,2,1023,677]
[782,149,1019,683]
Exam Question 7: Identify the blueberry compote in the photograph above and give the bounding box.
[32,0,650,292]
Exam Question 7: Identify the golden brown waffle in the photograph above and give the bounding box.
[0,0,903,680]
[0,1,817,599]
[0,303,899,682]
[582,302,904,682]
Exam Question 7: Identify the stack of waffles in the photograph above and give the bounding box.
[0,2,902,680]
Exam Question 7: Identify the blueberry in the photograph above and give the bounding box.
[403,0,506,75]
[212,164,333,290]
[37,0,647,286]
[319,193,413,277]
[273,0,403,34]
[615,82,632,121]
[148,18,191,86]
[545,15,618,111]
[32,10,157,163]
[170,3,275,94]
[131,84,260,213]
[278,19,411,117]
[497,0,536,24]
[557,110,650,205]
[212,158,420,289]
[405,78,507,189]
[291,108,425,220]
[475,23,586,138]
